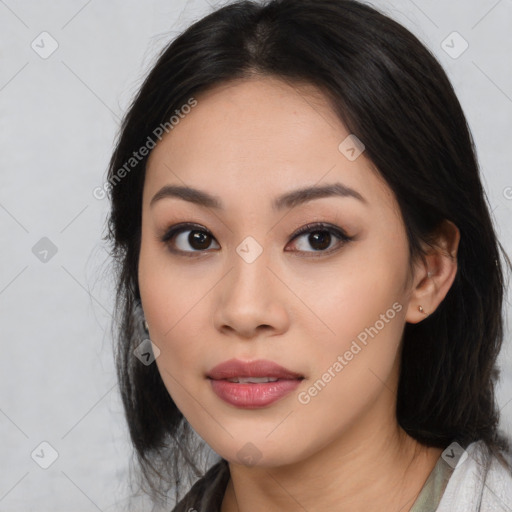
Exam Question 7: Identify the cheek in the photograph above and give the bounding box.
[141,274,208,369]
[289,271,407,456]
[139,227,207,334]
[138,241,209,384]
[293,242,407,356]
[142,275,211,420]
[289,237,409,420]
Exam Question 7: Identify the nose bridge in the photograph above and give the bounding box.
[213,237,289,337]
[228,238,274,311]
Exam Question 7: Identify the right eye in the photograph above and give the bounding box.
[161,223,221,256]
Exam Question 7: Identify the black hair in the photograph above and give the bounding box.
[105,0,512,507]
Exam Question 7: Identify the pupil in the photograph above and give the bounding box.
[190,230,210,250]
[310,231,331,250]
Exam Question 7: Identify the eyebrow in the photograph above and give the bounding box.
[150,182,367,210]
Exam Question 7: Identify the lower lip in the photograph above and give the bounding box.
[209,378,302,408]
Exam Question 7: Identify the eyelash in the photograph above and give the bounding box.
[160,222,353,258]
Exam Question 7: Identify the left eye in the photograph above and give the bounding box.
[161,222,352,256]
[286,223,352,254]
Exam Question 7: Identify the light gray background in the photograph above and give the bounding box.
[1,0,511,510]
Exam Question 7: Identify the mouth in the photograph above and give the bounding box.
[207,358,304,408]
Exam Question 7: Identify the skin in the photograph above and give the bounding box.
[138,76,460,512]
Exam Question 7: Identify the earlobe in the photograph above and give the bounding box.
[405,266,436,323]
[405,219,460,324]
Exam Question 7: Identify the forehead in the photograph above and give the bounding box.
[144,76,394,216]
[148,76,343,167]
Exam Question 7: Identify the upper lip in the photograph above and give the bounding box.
[207,358,304,380]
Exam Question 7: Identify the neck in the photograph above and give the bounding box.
[221,407,442,512]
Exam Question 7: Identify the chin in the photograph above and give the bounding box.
[206,434,310,469]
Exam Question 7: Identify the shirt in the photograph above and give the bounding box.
[171,439,512,512]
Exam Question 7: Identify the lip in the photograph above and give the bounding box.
[207,358,304,409]
[207,358,303,380]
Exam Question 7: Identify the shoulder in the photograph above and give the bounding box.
[171,458,230,512]
[436,438,512,512]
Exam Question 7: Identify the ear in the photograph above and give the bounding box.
[405,219,460,324]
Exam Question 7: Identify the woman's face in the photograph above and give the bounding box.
[139,76,422,467]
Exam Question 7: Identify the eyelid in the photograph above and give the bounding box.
[289,221,349,240]
[160,222,210,243]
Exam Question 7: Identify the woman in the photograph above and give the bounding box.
[105,0,512,510]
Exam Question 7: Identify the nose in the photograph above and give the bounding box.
[212,247,290,340]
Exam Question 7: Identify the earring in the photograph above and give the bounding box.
[418,305,429,316]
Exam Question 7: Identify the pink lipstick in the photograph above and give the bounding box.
[207,358,304,408]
